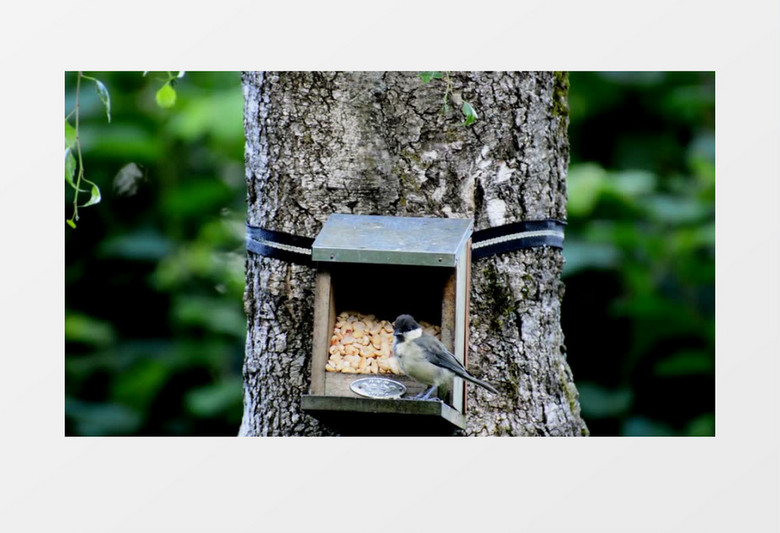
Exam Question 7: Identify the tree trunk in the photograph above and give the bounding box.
[239,71,588,436]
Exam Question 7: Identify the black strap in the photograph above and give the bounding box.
[245,225,314,266]
[246,219,565,264]
[471,219,565,260]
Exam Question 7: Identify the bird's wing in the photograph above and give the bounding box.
[414,335,469,376]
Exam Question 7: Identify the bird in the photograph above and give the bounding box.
[392,314,499,400]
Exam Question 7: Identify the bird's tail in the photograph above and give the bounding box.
[462,373,499,395]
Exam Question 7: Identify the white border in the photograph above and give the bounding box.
[2,1,778,531]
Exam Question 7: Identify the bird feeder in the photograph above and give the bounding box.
[301,214,473,435]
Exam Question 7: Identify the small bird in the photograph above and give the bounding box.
[392,314,499,400]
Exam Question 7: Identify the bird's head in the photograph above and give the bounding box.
[393,314,423,341]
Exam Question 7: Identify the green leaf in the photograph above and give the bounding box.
[99,230,172,260]
[622,416,676,436]
[566,163,607,217]
[94,79,111,123]
[65,398,142,436]
[608,170,657,198]
[419,71,443,83]
[66,219,77,229]
[167,90,244,143]
[645,194,710,224]
[112,359,170,411]
[156,82,177,108]
[65,148,77,188]
[78,123,163,160]
[185,378,243,418]
[65,312,116,346]
[462,101,478,126]
[81,179,102,207]
[576,382,633,418]
[160,177,231,217]
[685,413,715,436]
[561,239,619,276]
[65,120,77,149]
[173,295,246,336]
[654,350,714,377]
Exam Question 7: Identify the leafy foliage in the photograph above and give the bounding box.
[93,78,111,122]
[461,101,478,126]
[418,71,444,83]
[156,82,177,108]
[564,72,715,436]
[65,72,245,435]
[147,71,185,109]
[418,71,478,126]
[65,72,110,228]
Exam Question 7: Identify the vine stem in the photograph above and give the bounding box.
[69,72,87,227]
[443,71,452,112]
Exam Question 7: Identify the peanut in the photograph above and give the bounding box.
[325,311,438,375]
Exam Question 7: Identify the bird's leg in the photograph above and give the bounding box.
[413,385,438,400]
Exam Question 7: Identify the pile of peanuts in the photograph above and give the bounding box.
[326,311,441,375]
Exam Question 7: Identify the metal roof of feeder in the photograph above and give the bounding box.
[312,214,473,267]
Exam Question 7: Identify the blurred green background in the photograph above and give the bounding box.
[65,72,246,435]
[564,72,715,436]
[64,71,714,436]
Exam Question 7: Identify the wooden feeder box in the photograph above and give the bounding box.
[301,214,473,435]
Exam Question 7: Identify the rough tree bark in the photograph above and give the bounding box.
[239,71,588,436]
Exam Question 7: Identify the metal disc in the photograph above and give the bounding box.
[349,377,407,399]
